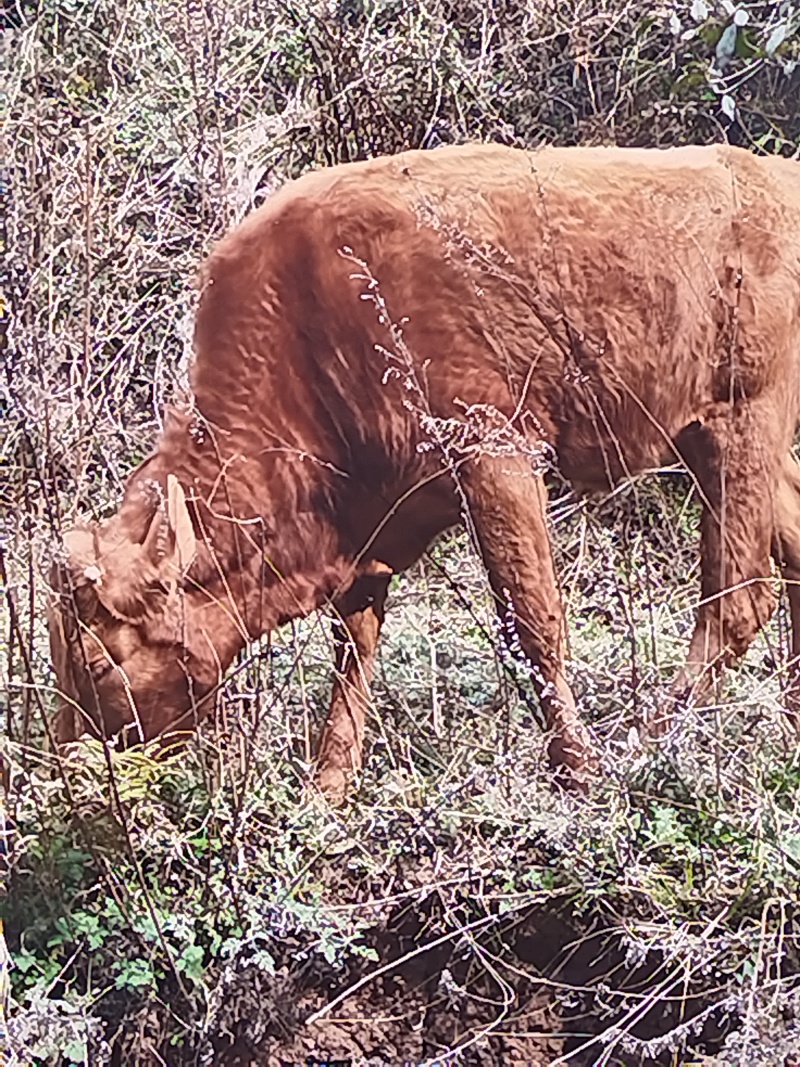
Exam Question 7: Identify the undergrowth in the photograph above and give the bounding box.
[4,0,800,1063]
[4,514,800,1063]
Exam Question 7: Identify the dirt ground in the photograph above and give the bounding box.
[205,904,756,1067]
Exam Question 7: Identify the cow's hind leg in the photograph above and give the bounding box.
[460,454,597,789]
[662,405,782,729]
[773,453,800,735]
[315,564,391,802]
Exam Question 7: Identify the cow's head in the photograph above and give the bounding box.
[48,475,220,747]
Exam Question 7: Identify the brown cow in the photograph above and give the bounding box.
[49,143,800,798]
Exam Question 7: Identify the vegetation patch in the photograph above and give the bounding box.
[5,0,800,1062]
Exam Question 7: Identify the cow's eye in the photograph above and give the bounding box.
[87,657,115,682]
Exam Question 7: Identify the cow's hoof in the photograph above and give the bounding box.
[312,763,353,806]
[547,728,599,795]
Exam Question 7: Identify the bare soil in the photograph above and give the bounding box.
[199,902,748,1067]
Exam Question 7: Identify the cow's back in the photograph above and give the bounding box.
[191,143,800,493]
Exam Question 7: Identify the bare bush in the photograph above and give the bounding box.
[4,0,800,1063]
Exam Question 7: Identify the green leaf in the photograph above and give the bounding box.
[737,958,756,984]
[115,957,155,990]
[176,943,205,984]
[716,23,738,65]
[766,22,788,55]
[251,947,276,974]
[778,833,800,866]
[63,1038,88,1063]
[720,94,736,119]
[734,27,757,58]
[13,950,38,974]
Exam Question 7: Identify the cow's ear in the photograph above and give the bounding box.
[141,475,197,581]
[94,539,159,622]
[65,480,197,624]
[166,474,197,576]
[55,525,148,624]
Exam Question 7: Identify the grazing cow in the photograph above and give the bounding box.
[49,142,800,799]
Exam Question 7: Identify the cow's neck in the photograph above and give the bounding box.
[198,506,356,636]
[125,410,356,672]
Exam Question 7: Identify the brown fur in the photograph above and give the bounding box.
[49,142,800,796]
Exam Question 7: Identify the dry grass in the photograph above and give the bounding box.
[4,0,800,1063]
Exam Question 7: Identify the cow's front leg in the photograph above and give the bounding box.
[315,564,391,802]
[461,454,597,791]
